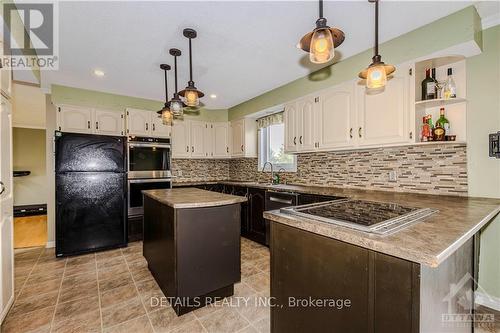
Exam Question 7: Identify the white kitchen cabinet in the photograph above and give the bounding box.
[126,108,151,137]
[203,123,214,158]
[355,68,410,147]
[318,82,355,150]
[94,109,125,136]
[0,41,12,99]
[151,113,171,138]
[213,122,230,158]
[190,121,206,158]
[284,102,298,153]
[297,96,318,152]
[172,120,191,158]
[57,105,93,134]
[230,118,257,158]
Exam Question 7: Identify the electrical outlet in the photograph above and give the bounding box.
[177,170,183,177]
[389,170,397,182]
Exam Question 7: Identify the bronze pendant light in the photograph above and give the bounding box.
[156,64,173,126]
[179,28,204,108]
[358,0,395,89]
[298,0,345,64]
[167,48,185,117]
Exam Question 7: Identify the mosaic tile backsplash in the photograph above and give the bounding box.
[175,143,468,196]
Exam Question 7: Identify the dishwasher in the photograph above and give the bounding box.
[264,191,298,246]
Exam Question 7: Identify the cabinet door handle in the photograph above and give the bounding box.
[409,131,413,139]
[269,197,293,205]
[299,136,303,144]
[350,128,353,139]
[192,146,194,153]
[146,123,149,131]
[226,147,229,153]
[95,122,99,130]
[87,121,91,129]
[293,137,296,145]
[358,127,362,138]
[241,145,244,152]
[152,124,155,131]
[0,181,5,195]
[186,146,189,152]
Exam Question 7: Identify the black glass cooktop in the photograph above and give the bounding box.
[296,200,420,226]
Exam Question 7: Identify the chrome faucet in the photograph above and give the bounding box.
[277,168,286,184]
[261,162,274,184]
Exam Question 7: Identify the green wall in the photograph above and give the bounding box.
[228,6,481,120]
[50,84,228,122]
[466,25,500,299]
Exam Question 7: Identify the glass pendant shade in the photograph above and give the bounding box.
[170,98,184,116]
[309,28,334,64]
[184,89,199,107]
[366,64,387,89]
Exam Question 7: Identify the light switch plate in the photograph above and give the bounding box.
[489,132,500,158]
[389,171,397,182]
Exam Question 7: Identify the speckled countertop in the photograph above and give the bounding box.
[142,188,247,209]
[173,180,500,267]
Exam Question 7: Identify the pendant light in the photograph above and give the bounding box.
[156,64,173,126]
[168,48,184,117]
[358,0,395,90]
[179,28,204,107]
[298,0,345,64]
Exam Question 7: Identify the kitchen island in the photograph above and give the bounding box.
[142,187,247,315]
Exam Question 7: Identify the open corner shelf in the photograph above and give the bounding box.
[415,98,466,108]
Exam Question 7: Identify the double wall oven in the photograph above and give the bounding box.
[127,136,172,218]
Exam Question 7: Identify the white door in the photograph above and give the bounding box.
[172,120,191,158]
[284,102,298,153]
[94,109,125,136]
[150,112,171,138]
[58,105,93,134]
[356,71,409,146]
[190,121,206,158]
[318,83,355,149]
[0,97,14,322]
[202,123,214,158]
[213,122,230,158]
[231,119,245,157]
[126,108,151,137]
[297,97,317,152]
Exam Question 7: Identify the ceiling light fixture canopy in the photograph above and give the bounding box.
[167,48,185,117]
[179,28,204,108]
[358,0,395,90]
[156,64,173,126]
[298,0,345,64]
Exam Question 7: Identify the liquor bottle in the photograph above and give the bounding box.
[435,107,450,133]
[433,124,446,141]
[421,69,435,100]
[443,68,457,99]
[431,68,438,98]
[421,116,431,142]
[427,115,434,141]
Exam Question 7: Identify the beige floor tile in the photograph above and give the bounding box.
[130,266,153,282]
[31,260,66,276]
[241,262,261,279]
[170,319,207,333]
[58,280,98,303]
[252,317,270,333]
[235,295,270,324]
[148,306,196,333]
[234,282,258,298]
[61,271,97,290]
[98,263,129,281]
[9,290,59,317]
[52,309,101,333]
[14,266,33,278]
[64,261,96,277]
[100,283,139,309]
[54,295,100,323]
[25,269,64,285]
[253,257,270,273]
[123,252,145,263]
[135,278,160,294]
[1,305,55,333]
[101,296,145,328]
[237,326,259,333]
[97,256,126,270]
[192,301,228,320]
[121,245,142,257]
[66,253,95,267]
[198,307,249,333]
[99,271,134,293]
[103,315,153,333]
[96,248,123,262]
[243,272,270,294]
[17,276,62,300]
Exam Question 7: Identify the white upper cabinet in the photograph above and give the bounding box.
[150,112,171,138]
[355,67,410,147]
[318,82,355,150]
[230,118,257,158]
[94,109,125,136]
[189,121,206,158]
[231,119,244,157]
[0,41,12,99]
[172,120,191,158]
[203,123,215,158]
[126,108,150,137]
[284,102,298,153]
[213,122,230,158]
[297,96,317,152]
[57,105,93,134]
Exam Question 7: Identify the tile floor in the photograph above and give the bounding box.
[2,238,270,333]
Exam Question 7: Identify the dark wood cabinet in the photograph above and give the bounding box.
[128,216,143,242]
[247,187,266,245]
[297,193,344,205]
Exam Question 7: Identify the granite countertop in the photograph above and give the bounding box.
[142,187,247,209]
[173,180,500,268]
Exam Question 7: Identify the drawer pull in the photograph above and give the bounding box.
[269,197,293,205]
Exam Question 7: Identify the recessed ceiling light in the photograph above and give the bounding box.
[209,94,217,99]
[93,69,105,77]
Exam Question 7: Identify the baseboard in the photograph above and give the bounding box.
[475,291,500,312]
[0,293,14,324]
[46,241,55,248]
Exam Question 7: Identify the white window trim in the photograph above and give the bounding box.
[258,126,297,172]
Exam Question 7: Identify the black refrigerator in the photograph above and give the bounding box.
[55,132,127,257]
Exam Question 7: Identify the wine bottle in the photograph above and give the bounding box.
[436,107,450,133]
[421,69,434,100]
[443,68,457,99]
[431,68,438,98]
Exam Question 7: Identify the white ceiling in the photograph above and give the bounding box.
[36,1,497,109]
